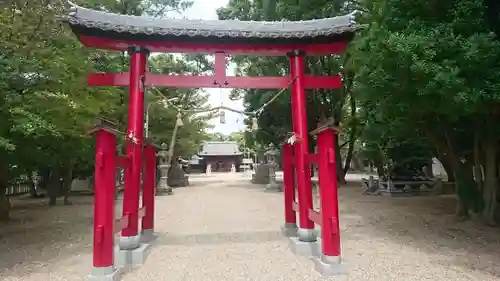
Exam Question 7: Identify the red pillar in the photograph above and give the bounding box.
[317,128,341,259]
[92,128,117,269]
[121,47,148,248]
[282,143,296,226]
[142,143,156,235]
[289,51,315,241]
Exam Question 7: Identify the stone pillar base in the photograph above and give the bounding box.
[140,229,159,243]
[115,243,152,267]
[312,255,347,276]
[265,182,282,192]
[87,266,122,281]
[281,223,298,237]
[156,187,173,196]
[288,237,320,256]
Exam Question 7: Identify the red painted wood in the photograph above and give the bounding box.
[121,51,148,239]
[116,155,129,168]
[290,54,315,232]
[78,35,349,55]
[138,207,146,219]
[307,209,322,226]
[92,128,117,268]
[316,128,341,257]
[114,214,130,234]
[214,52,227,84]
[282,143,296,225]
[305,153,319,164]
[88,73,342,89]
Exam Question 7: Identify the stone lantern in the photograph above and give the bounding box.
[264,147,281,191]
[156,142,173,195]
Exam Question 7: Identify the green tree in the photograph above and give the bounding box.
[0,0,203,220]
[352,0,500,222]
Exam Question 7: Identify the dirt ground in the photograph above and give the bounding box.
[0,174,498,280]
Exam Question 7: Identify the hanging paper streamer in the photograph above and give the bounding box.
[251,117,259,131]
[219,110,226,124]
[176,111,184,127]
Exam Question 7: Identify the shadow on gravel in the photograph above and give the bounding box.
[0,195,119,278]
[339,180,500,278]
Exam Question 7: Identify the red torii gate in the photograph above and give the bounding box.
[64,4,357,280]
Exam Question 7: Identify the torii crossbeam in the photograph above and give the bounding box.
[89,49,343,89]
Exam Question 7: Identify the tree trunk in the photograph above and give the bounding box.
[453,159,483,219]
[334,133,346,184]
[473,132,484,191]
[39,168,51,191]
[343,92,357,176]
[435,153,455,182]
[481,138,497,225]
[61,162,73,205]
[0,162,9,222]
[423,158,434,179]
[48,167,62,206]
[455,200,469,220]
[343,134,355,176]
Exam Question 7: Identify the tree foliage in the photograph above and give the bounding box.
[352,0,500,222]
[0,0,209,220]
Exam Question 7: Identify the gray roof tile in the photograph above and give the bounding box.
[199,141,242,156]
[64,4,359,40]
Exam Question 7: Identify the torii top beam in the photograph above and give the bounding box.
[63,4,358,55]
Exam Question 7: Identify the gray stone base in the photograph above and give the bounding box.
[312,255,347,276]
[168,177,189,188]
[281,223,298,237]
[87,266,122,281]
[288,237,319,256]
[140,229,159,243]
[264,182,282,192]
[115,243,151,267]
[156,188,173,196]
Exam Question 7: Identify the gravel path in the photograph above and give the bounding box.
[1,173,499,281]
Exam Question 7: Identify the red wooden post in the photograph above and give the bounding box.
[282,143,296,226]
[141,143,156,238]
[317,128,341,261]
[92,127,117,269]
[121,47,149,249]
[289,51,315,242]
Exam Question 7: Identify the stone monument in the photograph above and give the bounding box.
[264,148,281,191]
[167,158,189,187]
[251,162,269,184]
[250,146,281,191]
[156,143,173,195]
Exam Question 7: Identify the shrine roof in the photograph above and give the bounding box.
[63,4,359,54]
[199,141,243,156]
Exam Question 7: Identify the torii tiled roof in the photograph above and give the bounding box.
[63,4,358,43]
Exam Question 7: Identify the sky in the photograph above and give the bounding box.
[167,0,245,135]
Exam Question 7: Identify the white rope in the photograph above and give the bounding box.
[150,76,297,116]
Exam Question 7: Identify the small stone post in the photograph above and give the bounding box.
[156,143,173,195]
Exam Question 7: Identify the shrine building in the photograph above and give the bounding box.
[198,141,243,172]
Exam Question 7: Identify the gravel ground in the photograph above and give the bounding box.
[0,173,499,281]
